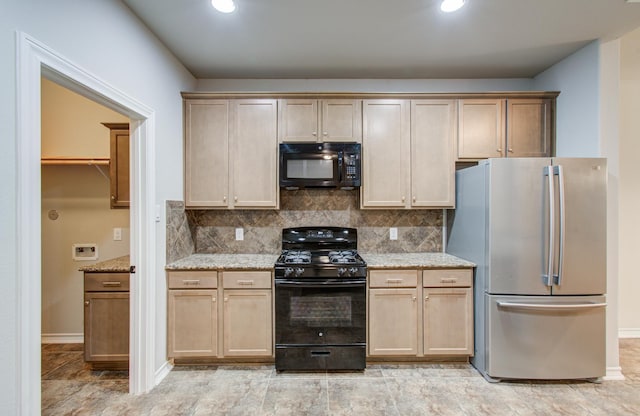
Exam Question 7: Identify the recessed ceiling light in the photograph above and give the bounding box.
[211,0,236,13]
[441,0,465,13]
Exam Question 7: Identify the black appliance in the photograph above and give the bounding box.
[274,227,367,371]
[279,142,361,189]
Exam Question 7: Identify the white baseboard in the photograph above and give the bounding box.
[618,328,640,338]
[154,360,173,387]
[604,366,625,381]
[41,333,83,344]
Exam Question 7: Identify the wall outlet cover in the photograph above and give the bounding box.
[235,228,244,241]
[389,227,398,240]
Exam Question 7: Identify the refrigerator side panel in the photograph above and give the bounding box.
[551,158,607,295]
[485,294,606,380]
[487,158,551,295]
[446,162,487,373]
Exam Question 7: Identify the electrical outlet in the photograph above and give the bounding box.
[389,227,398,240]
[235,228,244,241]
[113,227,122,241]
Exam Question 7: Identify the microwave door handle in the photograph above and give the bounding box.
[337,153,343,182]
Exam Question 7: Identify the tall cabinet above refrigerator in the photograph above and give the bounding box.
[447,157,607,382]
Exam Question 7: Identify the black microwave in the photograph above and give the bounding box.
[279,142,361,189]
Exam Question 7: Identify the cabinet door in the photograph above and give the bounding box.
[108,126,130,208]
[321,99,362,142]
[279,99,319,142]
[84,292,129,362]
[223,289,273,356]
[411,100,456,208]
[458,99,505,159]
[231,99,279,208]
[368,288,418,356]
[184,99,230,207]
[167,289,217,358]
[361,99,410,208]
[423,288,473,355]
[506,99,552,157]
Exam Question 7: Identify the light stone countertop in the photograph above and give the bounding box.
[165,252,474,271]
[165,253,279,271]
[362,252,475,269]
[79,255,130,273]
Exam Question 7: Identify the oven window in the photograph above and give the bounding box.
[290,295,352,327]
[287,159,334,179]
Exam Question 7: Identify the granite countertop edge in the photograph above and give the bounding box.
[79,255,130,273]
[165,252,474,271]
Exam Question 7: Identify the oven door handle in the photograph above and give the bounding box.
[275,279,366,288]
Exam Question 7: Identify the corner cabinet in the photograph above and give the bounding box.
[361,99,455,209]
[368,268,473,358]
[457,98,553,160]
[278,99,361,142]
[167,270,273,361]
[184,99,278,209]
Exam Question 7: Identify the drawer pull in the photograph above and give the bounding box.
[237,280,255,285]
[440,278,457,283]
[386,278,403,284]
[102,281,122,287]
[182,280,201,286]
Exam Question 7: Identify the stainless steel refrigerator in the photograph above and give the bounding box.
[447,158,607,382]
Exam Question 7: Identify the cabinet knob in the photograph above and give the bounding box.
[508,148,514,153]
[111,195,115,200]
[401,196,405,202]
[224,297,228,302]
[234,196,238,202]
[323,132,328,136]
[212,298,216,302]
[412,196,416,203]
[84,300,90,306]
[412,296,417,302]
[223,196,227,202]
[497,148,503,153]
[312,132,317,136]
[425,296,429,301]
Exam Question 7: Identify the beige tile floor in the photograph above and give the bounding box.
[42,339,640,415]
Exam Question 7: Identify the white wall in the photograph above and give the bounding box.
[196,78,534,92]
[619,26,640,337]
[2,0,196,412]
[533,41,601,157]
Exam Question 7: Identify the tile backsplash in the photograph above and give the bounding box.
[166,190,443,261]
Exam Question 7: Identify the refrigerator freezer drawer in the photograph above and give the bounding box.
[485,294,605,380]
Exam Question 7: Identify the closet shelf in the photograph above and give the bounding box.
[41,157,109,166]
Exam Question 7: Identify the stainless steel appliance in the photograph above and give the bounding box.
[279,142,361,189]
[447,158,607,382]
[274,227,366,371]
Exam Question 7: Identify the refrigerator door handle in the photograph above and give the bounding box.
[543,165,555,287]
[497,301,607,311]
[554,165,566,286]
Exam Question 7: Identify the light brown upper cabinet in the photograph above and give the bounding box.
[457,98,552,160]
[278,99,361,142]
[102,123,130,208]
[184,99,279,209]
[361,99,456,209]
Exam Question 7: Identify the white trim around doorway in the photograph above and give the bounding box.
[16,31,157,414]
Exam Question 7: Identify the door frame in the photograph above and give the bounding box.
[16,32,157,413]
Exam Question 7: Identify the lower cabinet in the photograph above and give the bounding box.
[167,270,273,360]
[84,272,130,367]
[368,268,473,358]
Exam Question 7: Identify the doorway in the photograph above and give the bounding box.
[17,32,158,413]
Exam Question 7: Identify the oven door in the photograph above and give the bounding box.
[275,279,366,346]
[279,144,340,188]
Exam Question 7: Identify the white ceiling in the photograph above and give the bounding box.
[122,0,640,79]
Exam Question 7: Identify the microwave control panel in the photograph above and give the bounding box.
[344,153,359,180]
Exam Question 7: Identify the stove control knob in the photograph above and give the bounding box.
[338,267,347,277]
[295,267,305,277]
[284,267,294,277]
[349,267,358,275]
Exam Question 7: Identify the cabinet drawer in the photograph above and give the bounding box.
[168,271,218,289]
[423,269,472,287]
[369,270,418,288]
[223,271,272,289]
[84,273,130,292]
